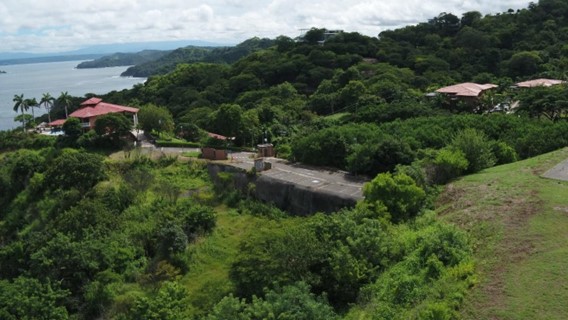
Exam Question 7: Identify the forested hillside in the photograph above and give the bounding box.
[120,37,275,77]
[3,0,568,319]
[76,50,170,69]
[96,0,568,177]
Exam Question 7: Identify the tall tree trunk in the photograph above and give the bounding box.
[21,109,26,132]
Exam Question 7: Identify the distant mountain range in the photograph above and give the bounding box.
[0,40,231,65]
[120,37,275,77]
[72,37,275,77]
[76,50,171,69]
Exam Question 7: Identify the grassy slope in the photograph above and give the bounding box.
[180,206,298,316]
[438,148,568,319]
[180,206,260,313]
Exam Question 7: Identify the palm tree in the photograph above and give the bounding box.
[26,97,38,121]
[40,93,55,123]
[13,93,29,132]
[58,91,72,118]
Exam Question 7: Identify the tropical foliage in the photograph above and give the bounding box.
[2,1,568,319]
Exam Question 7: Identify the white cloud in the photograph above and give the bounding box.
[0,0,531,53]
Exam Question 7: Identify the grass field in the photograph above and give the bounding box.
[438,148,568,319]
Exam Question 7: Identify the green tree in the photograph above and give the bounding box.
[94,113,132,146]
[138,103,175,134]
[40,93,55,124]
[362,172,426,223]
[128,281,191,320]
[0,277,69,320]
[508,51,543,78]
[338,80,367,111]
[44,150,106,192]
[57,91,72,118]
[516,84,568,121]
[460,11,482,27]
[25,97,39,122]
[13,114,34,129]
[230,225,326,299]
[208,282,338,320]
[303,28,326,44]
[309,206,392,306]
[62,117,83,137]
[12,93,29,132]
[211,104,244,138]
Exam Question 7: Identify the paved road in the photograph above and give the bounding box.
[542,158,568,182]
[227,152,367,199]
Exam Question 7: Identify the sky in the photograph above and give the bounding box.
[0,0,532,53]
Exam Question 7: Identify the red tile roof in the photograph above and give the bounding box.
[81,97,103,106]
[436,82,498,97]
[69,98,138,119]
[206,132,236,140]
[48,119,66,126]
[207,132,229,140]
[515,78,565,88]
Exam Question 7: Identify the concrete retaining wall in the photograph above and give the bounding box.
[207,163,358,215]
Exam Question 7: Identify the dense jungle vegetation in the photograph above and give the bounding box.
[2,0,568,318]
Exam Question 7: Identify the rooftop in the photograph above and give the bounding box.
[436,82,498,97]
[515,78,566,88]
[69,98,138,119]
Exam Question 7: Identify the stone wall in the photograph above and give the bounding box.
[207,163,358,215]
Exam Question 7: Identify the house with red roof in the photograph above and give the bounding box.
[433,82,498,111]
[49,97,139,130]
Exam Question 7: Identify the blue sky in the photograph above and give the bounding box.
[0,0,531,53]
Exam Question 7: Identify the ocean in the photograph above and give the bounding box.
[0,60,146,131]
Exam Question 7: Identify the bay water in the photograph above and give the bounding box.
[0,60,146,131]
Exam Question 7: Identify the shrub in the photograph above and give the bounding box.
[127,281,191,319]
[275,143,292,159]
[363,172,426,222]
[236,199,287,219]
[450,128,496,173]
[62,117,82,137]
[157,221,188,256]
[44,150,106,192]
[426,148,469,184]
[491,141,518,165]
[208,282,338,320]
[175,200,216,240]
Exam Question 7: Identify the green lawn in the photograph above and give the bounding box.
[438,148,568,319]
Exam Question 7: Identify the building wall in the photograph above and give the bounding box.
[201,148,228,160]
